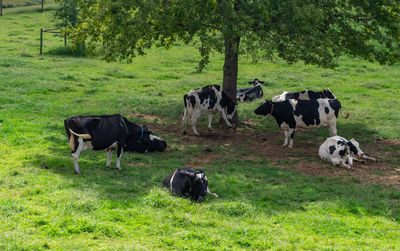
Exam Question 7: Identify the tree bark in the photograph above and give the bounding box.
[222,35,240,126]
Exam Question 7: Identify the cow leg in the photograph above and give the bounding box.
[116,147,123,170]
[328,122,337,136]
[182,108,188,135]
[282,129,289,147]
[191,112,201,136]
[106,149,113,168]
[288,128,295,148]
[207,187,219,198]
[207,114,213,131]
[220,111,233,128]
[72,137,84,174]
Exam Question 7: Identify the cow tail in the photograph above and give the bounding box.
[64,118,75,151]
[184,94,194,122]
[340,108,350,119]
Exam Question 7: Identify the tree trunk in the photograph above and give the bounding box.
[222,35,240,126]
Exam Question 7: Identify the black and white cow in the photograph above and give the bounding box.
[319,136,376,169]
[162,167,219,202]
[254,99,349,148]
[272,89,336,102]
[183,84,237,136]
[64,114,167,174]
[236,78,264,102]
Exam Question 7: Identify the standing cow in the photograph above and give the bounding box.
[183,84,237,136]
[64,114,167,174]
[254,99,349,148]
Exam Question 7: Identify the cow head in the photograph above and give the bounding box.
[181,169,209,202]
[347,138,364,157]
[323,88,336,99]
[248,78,265,86]
[254,100,272,116]
[124,126,167,153]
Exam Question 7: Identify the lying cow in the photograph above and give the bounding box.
[319,136,376,169]
[272,88,336,102]
[254,99,349,148]
[162,167,219,202]
[64,114,167,174]
[183,84,237,136]
[237,78,264,102]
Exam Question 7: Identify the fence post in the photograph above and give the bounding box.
[40,29,43,54]
[41,0,44,12]
[0,0,3,17]
[64,33,67,46]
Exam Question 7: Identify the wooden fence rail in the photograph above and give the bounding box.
[40,28,85,56]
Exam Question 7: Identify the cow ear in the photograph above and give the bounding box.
[260,81,265,84]
[248,81,252,85]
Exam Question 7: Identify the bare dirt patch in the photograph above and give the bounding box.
[133,117,400,188]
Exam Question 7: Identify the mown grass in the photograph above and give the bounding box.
[1,5,400,250]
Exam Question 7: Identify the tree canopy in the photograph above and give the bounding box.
[62,0,400,122]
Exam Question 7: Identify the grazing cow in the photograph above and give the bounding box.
[237,78,264,102]
[319,136,376,169]
[272,89,336,102]
[254,99,349,148]
[162,167,219,202]
[64,114,167,174]
[183,84,237,136]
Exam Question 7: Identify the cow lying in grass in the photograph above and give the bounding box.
[236,78,264,102]
[163,167,219,203]
[64,114,167,174]
[254,99,349,148]
[272,88,336,102]
[319,136,377,169]
[183,84,237,136]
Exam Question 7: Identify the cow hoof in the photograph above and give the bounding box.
[106,165,110,168]
[74,171,81,175]
[282,144,288,148]
[208,128,213,132]
[183,130,187,135]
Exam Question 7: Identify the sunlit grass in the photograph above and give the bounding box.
[0,5,400,250]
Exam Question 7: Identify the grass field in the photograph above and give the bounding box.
[1,4,400,250]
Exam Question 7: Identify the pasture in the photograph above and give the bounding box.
[1,5,400,250]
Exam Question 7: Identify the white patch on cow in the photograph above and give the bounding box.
[298,91,310,100]
[196,173,202,179]
[149,134,162,141]
[107,141,118,150]
[169,169,178,191]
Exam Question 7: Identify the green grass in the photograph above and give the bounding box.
[1,6,400,250]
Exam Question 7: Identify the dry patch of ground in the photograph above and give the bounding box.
[129,114,400,188]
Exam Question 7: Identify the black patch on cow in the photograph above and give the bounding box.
[323,89,336,99]
[183,94,188,108]
[339,149,347,157]
[328,99,341,118]
[189,95,196,108]
[227,102,235,115]
[337,140,346,146]
[199,89,218,109]
[329,145,336,154]
[325,107,329,114]
[284,92,300,100]
[220,91,234,108]
[255,100,297,130]
[347,141,358,155]
[294,100,320,126]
